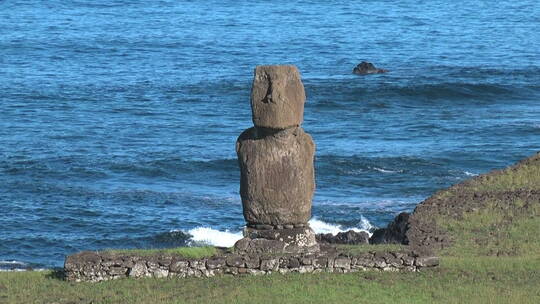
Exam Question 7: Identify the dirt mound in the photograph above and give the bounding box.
[371,152,540,252]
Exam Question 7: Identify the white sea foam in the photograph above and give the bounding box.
[464,171,478,176]
[309,216,374,237]
[371,167,402,174]
[0,260,27,266]
[0,268,48,272]
[184,216,375,247]
[0,260,48,272]
[187,227,243,247]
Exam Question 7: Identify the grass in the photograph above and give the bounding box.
[2,256,539,304]
[101,246,219,259]
[1,153,539,303]
[337,244,404,255]
[467,155,540,192]
[439,199,540,257]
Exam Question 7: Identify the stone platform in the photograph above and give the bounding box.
[64,245,439,282]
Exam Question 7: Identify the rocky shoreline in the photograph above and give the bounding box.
[370,151,540,251]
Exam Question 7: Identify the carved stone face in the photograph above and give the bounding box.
[250,65,306,129]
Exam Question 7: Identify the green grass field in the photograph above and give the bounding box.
[1,153,539,304]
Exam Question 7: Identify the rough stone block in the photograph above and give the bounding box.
[206,258,226,269]
[260,258,279,271]
[170,261,189,272]
[288,257,300,268]
[245,255,261,268]
[415,256,439,267]
[226,255,246,268]
[128,262,146,278]
[247,269,265,276]
[401,255,415,266]
[312,257,328,268]
[298,265,314,273]
[334,257,351,269]
[152,268,169,278]
[108,266,127,276]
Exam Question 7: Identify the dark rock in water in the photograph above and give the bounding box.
[251,65,306,129]
[316,230,370,245]
[237,126,315,225]
[353,61,388,75]
[369,212,410,244]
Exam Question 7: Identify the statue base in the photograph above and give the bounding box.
[233,226,320,254]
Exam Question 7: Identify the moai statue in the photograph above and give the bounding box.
[234,65,320,254]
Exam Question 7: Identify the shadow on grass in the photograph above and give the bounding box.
[45,268,66,280]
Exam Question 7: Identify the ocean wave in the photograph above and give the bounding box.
[180,217,375,248]
[187,227,243,248]
[0,156,239,181]
[310,217,374,236]
[370,166,403,174]
[308,78,538,107]
[464,171,478,177]
[316,154,433,177]
[0,260,38,271]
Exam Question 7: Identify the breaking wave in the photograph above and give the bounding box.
[187,227,243,248]
[180,217,376,247]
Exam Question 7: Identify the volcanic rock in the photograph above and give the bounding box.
[369,212,410,244]
[316,230,370,245]
[250,65,306,129]
[237,126,315,225]
[353,61,388,75]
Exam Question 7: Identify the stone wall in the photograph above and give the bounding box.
[64,248,439,282]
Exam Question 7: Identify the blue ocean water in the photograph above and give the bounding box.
[0,0,539,269]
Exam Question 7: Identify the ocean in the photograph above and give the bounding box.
[1,0,539,270]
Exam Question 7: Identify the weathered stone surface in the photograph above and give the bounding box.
[245,255,261,268]
[312,257,328,268]
[235,227,319,254]
[415,256,439,267]
[316,230,370,245]
[233,238,286,254]
[152,268,169,278]
[237,127,315,225]
[250,65,306,129]
[370,212,410,245]
[64,246,437,282]
[170,260,189,272]
[206,258,226,269]
[352,61,388,75]
[65,251,101,267]
[109,266,128,276]
[401,255,415,266]
[128,262,147,278]
[288,257,300,268]
[334,257,351,269]
[226,255,245,268]
[260,258,279,271]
